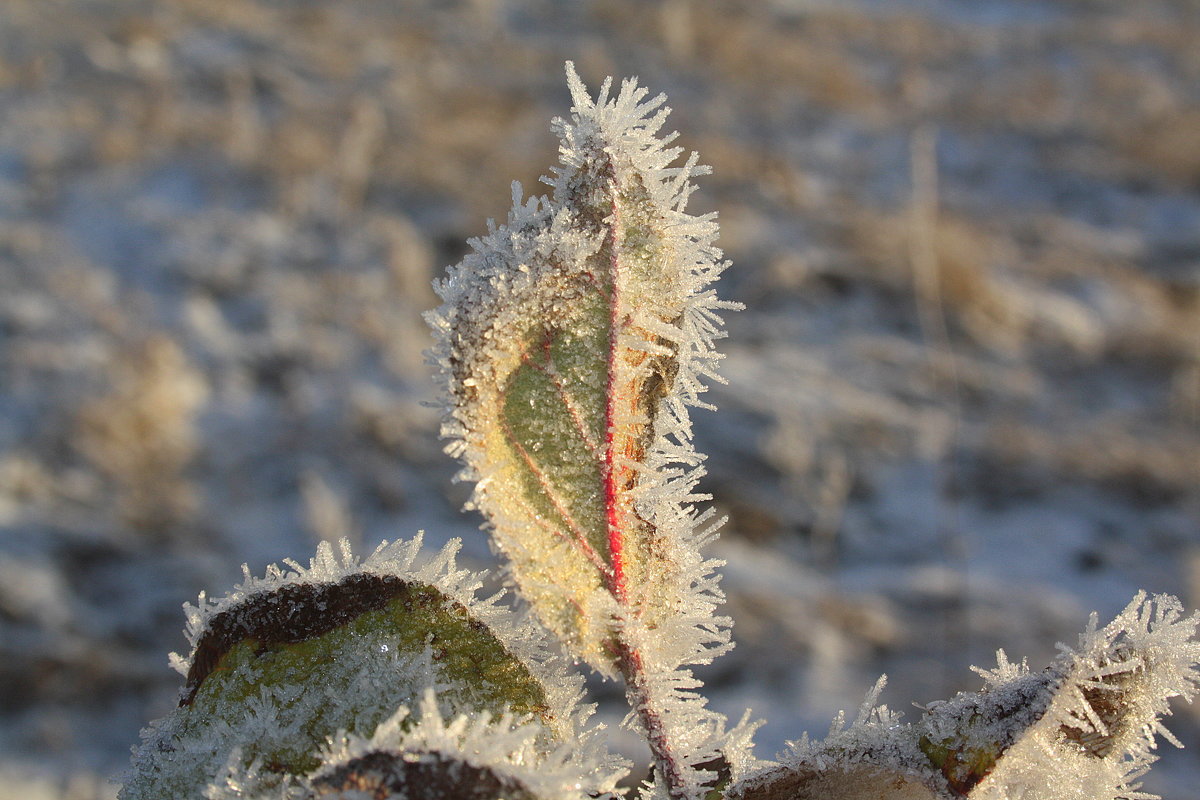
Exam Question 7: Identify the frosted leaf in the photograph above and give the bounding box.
[961,592,1200,800]
[313,751,544,800]
[426,61,742,800]
[728,678,951,800]
[728,593,1199,800]
[306,688,625,800]
[917,592,1199,799]
[121,536,601,800]
[426,61,738,673]
[731,762,946,800]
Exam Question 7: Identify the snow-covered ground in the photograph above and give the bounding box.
[1,0,1197,796]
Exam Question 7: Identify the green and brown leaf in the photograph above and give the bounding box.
[428,63,735,674]
[120,539,576,800]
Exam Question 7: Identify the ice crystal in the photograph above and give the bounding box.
[309,688,626,800]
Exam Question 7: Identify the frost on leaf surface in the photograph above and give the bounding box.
[958,592,1200,800]
[729,678,950,800]
[426,60,737,676]
[305,689,625,800]
[121,536,597,800]
[728,594,1200,800]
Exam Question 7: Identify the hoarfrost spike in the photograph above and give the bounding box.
[306,689,625,800]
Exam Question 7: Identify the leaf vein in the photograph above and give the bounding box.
[521,343,603,462]
[499,415,612,583]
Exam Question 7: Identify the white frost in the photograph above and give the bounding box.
[971,592,1200,800]
[312,688,627,800]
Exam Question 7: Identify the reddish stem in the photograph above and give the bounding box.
[619,642,691,799]
[603,179,628,604]
[601,175,692,800]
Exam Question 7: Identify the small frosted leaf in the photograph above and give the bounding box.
[916,670,1059,795]
[876,592,1200,799]
[731,764,948,800]
[728,679,951,800]
[958,592,1200,800]
[310,751,543,800]
[120,537,596,800]
[308,690,623,800]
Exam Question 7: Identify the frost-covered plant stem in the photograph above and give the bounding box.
[619,642,689,798]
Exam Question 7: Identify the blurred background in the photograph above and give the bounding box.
[1,0,1198,797]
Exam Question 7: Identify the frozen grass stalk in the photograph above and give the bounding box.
[122,63,1200,800]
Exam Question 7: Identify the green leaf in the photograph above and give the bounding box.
[120,538,586,800]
